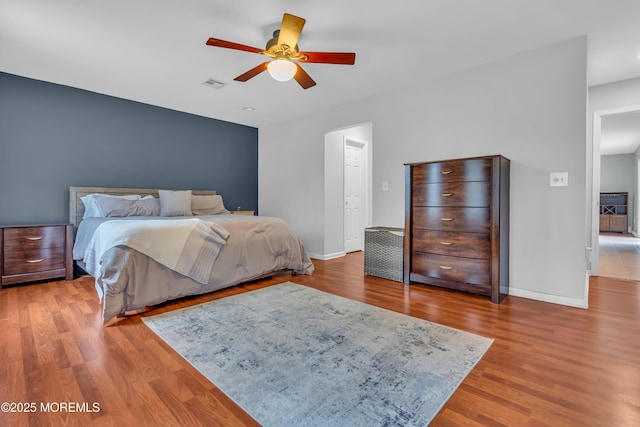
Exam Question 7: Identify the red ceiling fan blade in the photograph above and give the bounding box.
[234,62,269,82]
[206,38,263,54]
[293,63,316,89]
[301,52,356,65]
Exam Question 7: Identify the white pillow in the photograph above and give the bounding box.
[81,193,141,219]
[159,190,193,217]
[191,194,229,215]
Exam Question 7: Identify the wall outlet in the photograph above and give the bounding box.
[550,172,568,187]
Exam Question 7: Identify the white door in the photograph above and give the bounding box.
[344,139,364,252]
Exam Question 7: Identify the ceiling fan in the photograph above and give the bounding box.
[205,13,356,89]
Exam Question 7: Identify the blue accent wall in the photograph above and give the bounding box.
[0,72,258,226]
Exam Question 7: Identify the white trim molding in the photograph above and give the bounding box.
[308,251,346,261]
[508,286,588,309]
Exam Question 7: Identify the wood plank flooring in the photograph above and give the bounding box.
[1,252,639,426]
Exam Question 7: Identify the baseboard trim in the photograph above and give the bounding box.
[308,251,346,261]
[509,287,588,309]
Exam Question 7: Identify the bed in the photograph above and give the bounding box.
[70,186,314,324]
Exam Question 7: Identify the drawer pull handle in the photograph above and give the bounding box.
[441,170,453,175]
[440,217,454,221]
[439,265,453,270]
[440,241,453,246]
[26,259,44,263]
[441,193,453,197]
[26,236,43,241]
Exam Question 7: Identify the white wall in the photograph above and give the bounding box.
[636,147,640,234]
[589,77,640,109]
[601,154,635,193]
[323,130,344,259]
[260,37,588,306]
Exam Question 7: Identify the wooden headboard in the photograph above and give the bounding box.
[69,186,217,230]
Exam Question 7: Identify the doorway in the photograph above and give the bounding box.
[323,123,372,259]
[591,106,640,279]
[344,138,365,253]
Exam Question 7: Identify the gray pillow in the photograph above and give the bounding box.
[159,190,193,217]
[93,195,160,217]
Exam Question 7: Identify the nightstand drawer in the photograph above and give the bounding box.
[4,226,65,251]
[4,247,66,275]
[1,224,73,288]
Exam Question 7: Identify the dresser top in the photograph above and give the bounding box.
[404,154,509,167]
[0,223,72,229]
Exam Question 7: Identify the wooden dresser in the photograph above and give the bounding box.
[404,155,510,303]
[599,192,627,233]
[0,224,73,289]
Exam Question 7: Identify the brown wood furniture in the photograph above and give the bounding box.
[404,155,510,303]
[0,224,73,289]
[230,210,255,216]
[599,192,628,233]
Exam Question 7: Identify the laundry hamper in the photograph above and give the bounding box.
[364,227,404,282]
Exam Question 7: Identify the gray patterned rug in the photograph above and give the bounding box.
[142,282,492,427]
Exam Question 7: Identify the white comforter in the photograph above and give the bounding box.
[83,218,230,292]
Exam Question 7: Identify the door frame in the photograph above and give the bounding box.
[590,105,640,278]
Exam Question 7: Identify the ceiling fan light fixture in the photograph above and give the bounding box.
[206,13,354,89]
[267,59,296,82]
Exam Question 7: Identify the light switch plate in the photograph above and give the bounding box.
[381,181,389,191]
[550,172,568,187]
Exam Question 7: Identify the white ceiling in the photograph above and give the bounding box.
[2,0,640,135]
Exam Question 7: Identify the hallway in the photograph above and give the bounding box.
[598,233,640,280]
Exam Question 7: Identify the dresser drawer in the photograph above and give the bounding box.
[412,181,491,207]
[411,253,489,286]
[4,247,66,275]
[412,229,490,259]
[3,226,65,251]
[412,159,491,184]
[412,207,490,233]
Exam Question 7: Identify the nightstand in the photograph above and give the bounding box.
[231,210,255,216]
[0,224,73,289]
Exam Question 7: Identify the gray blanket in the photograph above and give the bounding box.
[73,214,315,323]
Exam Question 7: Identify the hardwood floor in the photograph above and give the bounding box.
[1,252,639,426]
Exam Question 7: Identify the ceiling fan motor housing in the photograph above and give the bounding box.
[265,29,300,59]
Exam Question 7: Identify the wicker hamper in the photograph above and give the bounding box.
[364,227,404,282]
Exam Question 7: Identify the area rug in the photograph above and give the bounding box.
[142,282,492,426]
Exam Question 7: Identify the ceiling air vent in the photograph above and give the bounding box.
[202,78,226,89]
